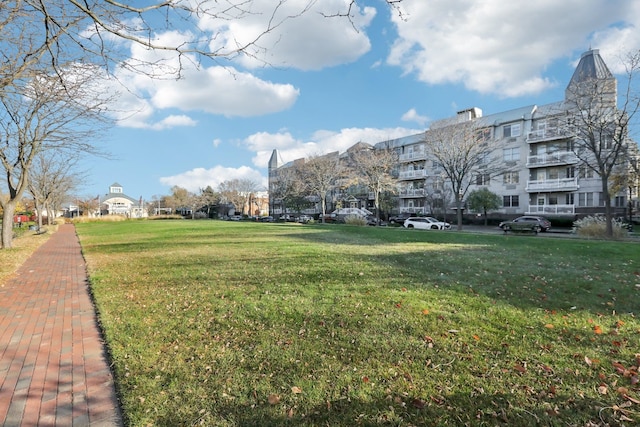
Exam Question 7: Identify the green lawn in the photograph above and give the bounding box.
[76,220,640,426]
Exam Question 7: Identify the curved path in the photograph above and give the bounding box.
[0,224,122,426]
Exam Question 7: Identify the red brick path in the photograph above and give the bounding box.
[0,224,122,426]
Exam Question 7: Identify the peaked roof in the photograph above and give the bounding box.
[568,49,613,87]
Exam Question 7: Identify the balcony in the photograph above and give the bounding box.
[527,204,575,215]
[398,169,427,180]
[527,128,573,143]
[526,177,579,192]
[526,151,578,168]
[399,151,427,162]
[398,188,425,198]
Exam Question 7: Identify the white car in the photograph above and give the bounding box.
[403,217,451,230]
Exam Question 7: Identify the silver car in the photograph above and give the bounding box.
[403,217,451,230]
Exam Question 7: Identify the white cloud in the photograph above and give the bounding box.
[150,115,197,130]
[388,0,640,97]
[201,0,376,70]
[150,66,299,117]
[159,166,267,192]
[401,108,429,126]
[245,126,423,168]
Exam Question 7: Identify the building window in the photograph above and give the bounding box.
[579,166,594,179]
[615,196,626,207]
[503,147,520,162]
[566,193,575,205]
[578,192,594,207]
[503,195,519,207]
[566,166,575,178]
[503,171,519,185]
[503,124,521,138]
[475,173,490,185]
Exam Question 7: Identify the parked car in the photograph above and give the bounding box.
[366,216,386,226]
[228,215,242,221]
[403,217,451,230]
[258,216,274,222]
[499,216,551,232]
[388,213,413,224]
[297,215,313,223]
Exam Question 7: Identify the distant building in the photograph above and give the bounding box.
[100,183,147,218]
[269,49,639,221]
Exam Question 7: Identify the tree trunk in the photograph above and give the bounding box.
[455,197,463,231]
[601,178,614,237]
[35,200,44,230]
[1,202,18,249]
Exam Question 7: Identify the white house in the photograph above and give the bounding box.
[101,183,147,218]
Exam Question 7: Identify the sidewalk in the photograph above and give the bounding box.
[0,224,122,426]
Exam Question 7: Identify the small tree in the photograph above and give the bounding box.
[348,144,398,224]
[424,120,505,230]
[218,179,260,216]
[299,153,342,223]
[466,188,501,226]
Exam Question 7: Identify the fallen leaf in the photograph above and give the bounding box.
[267,394,280,405]
[472,334,480,341]
[594,325,603,335]
[422,309,430,315]
[291,386,302,394]
[544,323,554,329]
[598,384,608,395]
[514,363,527,374]
[412,398,426,408]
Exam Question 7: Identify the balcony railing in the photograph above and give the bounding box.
[398,169,427,180]
[527,204,575,215]
[526,177,579,192]
[399,151,427,162]
[526,151,578,168]
[527,128,573,143]
[398,188,425,198]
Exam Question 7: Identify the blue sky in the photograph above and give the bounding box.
[80,0,639,202]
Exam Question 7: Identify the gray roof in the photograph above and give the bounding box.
[568,49,613,87]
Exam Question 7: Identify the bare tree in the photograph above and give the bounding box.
[424,121,505,230]
[348,144,398,224]
[27,151,82,229]
[271,161,309,216]
[299,152,342,223]
[0,66,109,248]
[199,186,221,218]
[1,1,404,90]
[218,179,260,216]
[565,50,640,237]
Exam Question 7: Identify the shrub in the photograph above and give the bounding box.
[343,215,367,226]
[573,215,628,239]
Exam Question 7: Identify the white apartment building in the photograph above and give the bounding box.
[269,50,638,221]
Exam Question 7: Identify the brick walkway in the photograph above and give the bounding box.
[0,224,122,426]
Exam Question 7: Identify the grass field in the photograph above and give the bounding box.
[75,220,640,426]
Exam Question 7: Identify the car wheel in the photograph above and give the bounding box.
[431,225,438,230]
[407,224,414,228]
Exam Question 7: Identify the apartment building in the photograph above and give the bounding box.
[269,49,638,220]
